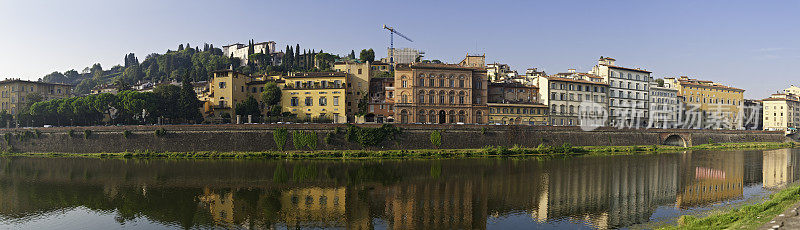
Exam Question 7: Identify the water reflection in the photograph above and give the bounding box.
[0,149,798,229]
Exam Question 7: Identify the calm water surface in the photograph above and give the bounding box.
[0,148,798,229]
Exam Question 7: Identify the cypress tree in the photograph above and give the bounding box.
[295,44,300,68]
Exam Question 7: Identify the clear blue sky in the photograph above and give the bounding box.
[0,0,797,99]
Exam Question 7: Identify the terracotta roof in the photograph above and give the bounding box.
[600,64,651,73]
[489,82,538,89]
[487,102,548,107]
[762,97,800,102]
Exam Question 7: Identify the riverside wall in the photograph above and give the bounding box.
[0,124,788,153]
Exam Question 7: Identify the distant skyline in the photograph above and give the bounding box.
[1,0,798,99]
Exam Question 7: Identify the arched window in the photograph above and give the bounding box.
[448,91,455,104]
[418,77,425,86]
[560,105,565,113]
[449,79,455,87]
[458,91,465,104]
[475,110,483,123]
[429,110,436,123]
[439,91,446,104]
[448,110,456,123]
[418,90,425,103]
[458,110,466,123]
[569,105,575,114]
[400,110,408,123]
[401,93,409,103]
[428,90,435,104]
[418,110,426,123]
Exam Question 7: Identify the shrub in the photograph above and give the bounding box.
[83,130,92,139]
[430,130,442,148]
[273,128,288,151]
[481,127,488,135]
[292,131,304,150]
[123,130,133,139]
[305,131,318,150]
[3,133,11,144]
[34,129,41,138]
[324,132,333,145]
[344,124,401,147]
[335,127,344,134]
[68,129,76,138]
[154,128,168,137]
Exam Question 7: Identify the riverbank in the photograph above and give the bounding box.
[2,141,795,159]
[659,183,800,230]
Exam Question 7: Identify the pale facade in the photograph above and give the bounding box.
[648,81,679,129]
[589,57,651,127]
[534,73,608,126]
[0,79,74,115]
[333,61,372,118]
[222,41,277,65]
[762,93,800,131]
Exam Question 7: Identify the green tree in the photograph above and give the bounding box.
[235,96,261,120]
[261,82,281,111]
[153,84,181,121]
[359,49,375,62]
[179,76,202,122]
[122,64,144,83]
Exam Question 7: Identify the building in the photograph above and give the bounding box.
[333,61,373,120]
[487,82,547,125]
[458,54,485,68]
[535,71,608,126]
[785,85,800,95]
[589,57,652,128]
[281,72,348,123]
[0,79,74,115]
[762,93,799,131]
[222,41,278,66]
[393,62,488,124]
[369,61,391,77]
[206,70,270,121]
[366,77,395,123]
[648,81,679,129]
[743,99,763,130]
[486,63,517,82]
[381,48,424,65]
[665,76,745,129]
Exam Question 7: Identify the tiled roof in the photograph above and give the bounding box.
[600,64,651,73]
[545,76,608,85]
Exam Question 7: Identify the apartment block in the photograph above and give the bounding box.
[0,79,74,115]
[281,72,348,123]
[590,57,652,127]
[535,71,608,126]
[665,76,745,129]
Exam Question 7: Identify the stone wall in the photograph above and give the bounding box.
[0,124,788,153]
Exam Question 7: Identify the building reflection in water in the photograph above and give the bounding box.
[2,149,800,229]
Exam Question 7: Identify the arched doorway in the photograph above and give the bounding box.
[438,110,446,124]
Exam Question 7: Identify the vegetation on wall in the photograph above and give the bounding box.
[273,128,288,151]
[430,130,442,148]
[345,124,401,147]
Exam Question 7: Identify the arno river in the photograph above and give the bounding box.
[0,149,797,229]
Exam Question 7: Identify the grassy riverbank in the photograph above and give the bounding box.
[1,141,795,159]
[660,183,800,230]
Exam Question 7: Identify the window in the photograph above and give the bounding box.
[358,69,362,74]
[219,82,226,88]
[319,97,327,106]
[241,86,245,92]
[251,87,256,93]
[305,97,313,106]
[402,80,407,88]
[440,79,445,87]
[429,79,435,87]
[333,96,339,106]
[459,80,464,88]
[418,78,425,86]
[449,79,454,87]
[475,81,482,89]
[291,97,299,106]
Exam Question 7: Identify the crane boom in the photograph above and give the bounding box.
[382,25,414,69]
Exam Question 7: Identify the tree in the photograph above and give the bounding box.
[153,84,182,120]
[261,82,281,112]
[178,44,184,51]
[42,72,68,84]
[315,53,336,70]
[122,65,144,83]
[235,96,261,120]
[179,76,202,122]
[359,49,375,62]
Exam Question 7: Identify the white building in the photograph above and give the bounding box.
[222,41,277,65]
[534,71,609,126]
[762,91,800,131]
[486,63,517,82]
[589,57,652,128]
[648,81,679,129]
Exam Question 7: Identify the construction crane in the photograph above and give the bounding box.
[383,25,413,69]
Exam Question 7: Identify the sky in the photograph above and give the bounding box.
[0,0,798,99]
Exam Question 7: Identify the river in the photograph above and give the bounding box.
[0,148,797,229]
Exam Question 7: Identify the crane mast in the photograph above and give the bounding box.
[382,25,413,70]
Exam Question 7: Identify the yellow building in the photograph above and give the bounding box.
[206,70,270,121]
[0,79,74,115]
[665,76,745,129]
[280,187,347,228]
[281,72,348,123]
[334,61,372,120]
